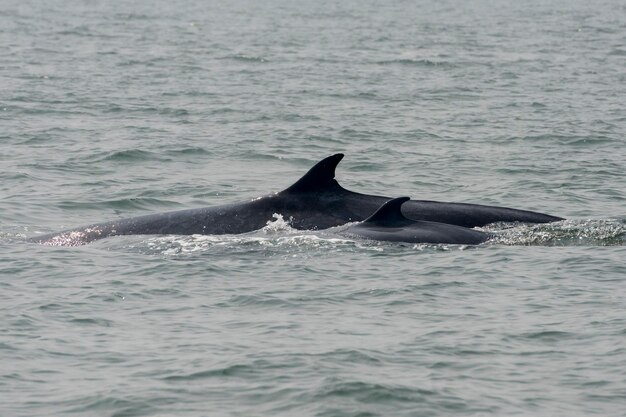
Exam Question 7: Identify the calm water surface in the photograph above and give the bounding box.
[1,0,625,416]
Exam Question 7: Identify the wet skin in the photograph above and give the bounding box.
[30,154,562,246]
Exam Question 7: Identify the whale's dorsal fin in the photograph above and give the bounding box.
[363,197,412,226]
[284,153,344,193]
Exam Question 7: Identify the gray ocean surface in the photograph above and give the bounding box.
[2,0,626,416]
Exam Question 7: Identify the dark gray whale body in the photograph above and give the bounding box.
[341,197,490,245]
[30,154,562,246]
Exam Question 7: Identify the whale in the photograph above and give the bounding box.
[29,153,562,246]
[340,197,491,245]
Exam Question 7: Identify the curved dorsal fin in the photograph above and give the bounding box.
[363,197,412,226]
[283,153,344,193]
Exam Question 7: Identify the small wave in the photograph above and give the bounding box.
[317,348,383,365]
[525,330,575,340]
[163,364,254,381]
[64,396,159,416]
[0,342,17,351]
[375,58,453,67]
[511,330,576,343]
[315,379,437,403]
[163,146,211,156]
[2,105,94,116]
[222,54,269,63]
[97,149,164,162]
[315,91,378,101]
[69,317,114,327]
[101,104,188,115]
[113,13,151,20]
[218,294,295,308]
[517,134,615,146]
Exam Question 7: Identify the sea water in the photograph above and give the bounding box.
[1,0,625,415]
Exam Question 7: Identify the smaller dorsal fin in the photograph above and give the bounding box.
[284,153,344,193]
[363,197,412,226]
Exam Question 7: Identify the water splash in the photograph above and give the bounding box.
[134,221,474,257]
[262,213,296,234]
[486,219,626,246]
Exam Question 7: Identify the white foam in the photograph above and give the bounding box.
[261,213,296,234]
[487,219,626,246]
